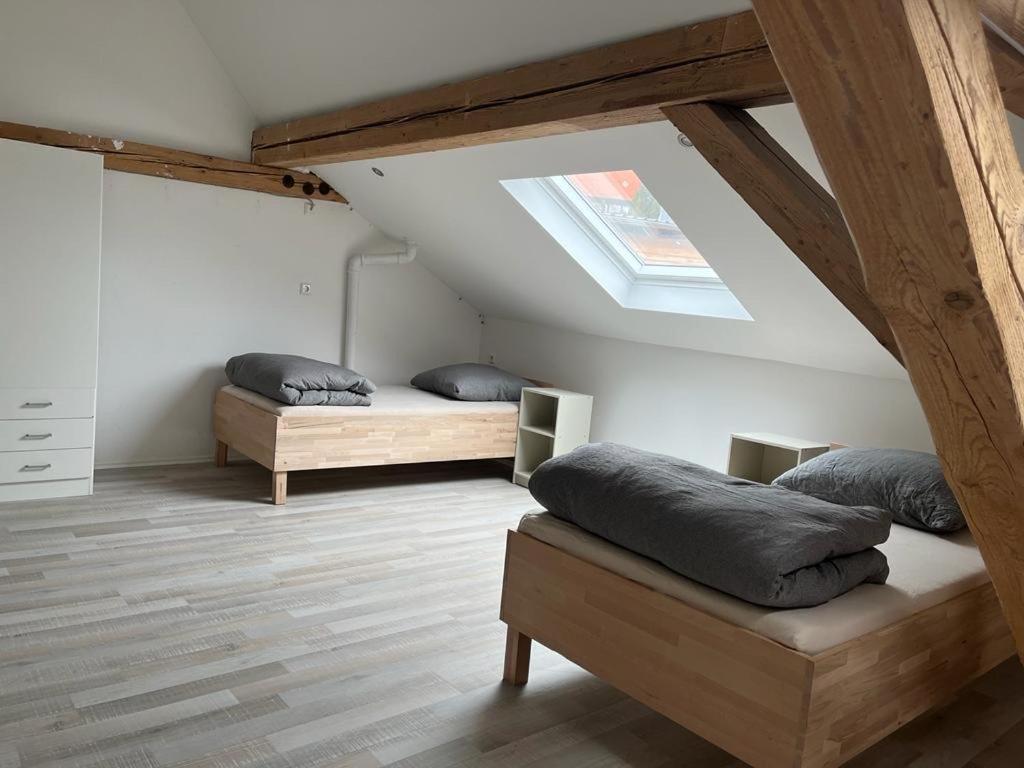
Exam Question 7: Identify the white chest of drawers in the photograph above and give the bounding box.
[0,139,102,503]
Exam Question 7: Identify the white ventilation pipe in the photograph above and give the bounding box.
[343,241,418,369]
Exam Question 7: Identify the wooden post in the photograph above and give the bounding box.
[272,471,288,506]
[215,441,229,468]
[503,627,532,685]
[751,0,1024,656]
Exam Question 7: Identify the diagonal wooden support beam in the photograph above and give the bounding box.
[0,121,347,204]
[751,0,1024,657]
[663,103,902,364]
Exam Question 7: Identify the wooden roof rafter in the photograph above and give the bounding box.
[251,11,788,166]
[251,7,1024,168]
[662,102,903,365]
[0,121,347,204]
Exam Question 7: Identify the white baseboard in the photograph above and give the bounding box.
[94,456,212,471]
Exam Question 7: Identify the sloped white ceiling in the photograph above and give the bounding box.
[180,0,908,379]
[314,105,905,379]
[2,0,254,158]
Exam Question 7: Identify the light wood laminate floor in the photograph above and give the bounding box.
[0,461,1021,768]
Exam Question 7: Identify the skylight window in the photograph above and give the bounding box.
[501,169,750,320]
[565,171,707,269]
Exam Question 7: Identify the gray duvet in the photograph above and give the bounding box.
[225,353,377,406]
[528,443,892,608]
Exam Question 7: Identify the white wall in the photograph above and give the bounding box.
[0,0,254,158]
[481,318,933,471]
[355,259,483,385]
[96,173,481,468]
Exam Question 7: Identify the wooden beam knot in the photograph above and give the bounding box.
[944,290,976,311]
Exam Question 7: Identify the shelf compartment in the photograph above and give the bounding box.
[727,434,830,484]
[519,390,559,434]
[513,429,554,486]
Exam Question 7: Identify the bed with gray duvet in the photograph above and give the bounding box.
[527,442,892,608]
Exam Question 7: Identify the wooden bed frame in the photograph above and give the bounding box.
[500,530,1015,768]
[213,388,519,504]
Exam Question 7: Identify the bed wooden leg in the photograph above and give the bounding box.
[503,626,532,685]
[272,471,287,505]
[215,440,229,468]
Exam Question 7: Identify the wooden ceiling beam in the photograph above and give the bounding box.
[0,121,347,204]
[252,9,1024,168]
[982,0,1024,46]
[751,0,1024,656]
[663,102,902,364]
[250,11,789,167]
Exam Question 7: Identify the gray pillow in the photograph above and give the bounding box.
[226,353,376,406]
[410,363,531,401]
[772,448,965,533]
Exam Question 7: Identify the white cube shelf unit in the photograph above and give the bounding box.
[727,432,830,484]
[513,388,594,487]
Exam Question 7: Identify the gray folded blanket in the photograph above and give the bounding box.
[226,353,377,406]
[528,443,891,608]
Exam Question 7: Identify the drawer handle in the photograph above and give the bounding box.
[21,433,53,441]
[20,464,52,472]
[22,401,53,408]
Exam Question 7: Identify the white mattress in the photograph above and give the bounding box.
[221,384,520,417]
[518,511,989,655]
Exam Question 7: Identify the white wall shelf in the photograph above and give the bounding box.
[513,387,593,488]
[727,432,830,484]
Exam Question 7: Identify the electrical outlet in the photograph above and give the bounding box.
[299,283,312,296]
[488,354,495,364]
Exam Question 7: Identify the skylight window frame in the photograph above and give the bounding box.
[540,175,721,287]
[500,171,751,321]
